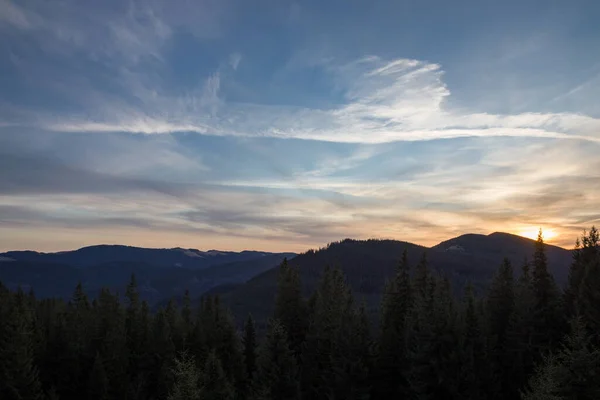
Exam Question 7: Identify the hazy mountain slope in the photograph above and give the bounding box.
[0,260,80,298]
[1,245,280,269]
[0,251,295,305]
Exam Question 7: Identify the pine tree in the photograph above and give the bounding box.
[87,353,108,400]
[255,319,299,400]
[531,230,564,354]
[486,258,516,399]
[505,257,537,398]
[373,249,411,398]
[301,267,368,400]
[168,352,202,400]
[575,227,600,342]
[181,289,193,344]
[150,308,176,400]
[274,258,307,357]
[125,274,147,398]
[522,318,600,400]
[61,282,94,396]
[413,252,430,298]
[458,282,489,400]
[242,314,258,383]
[565,237,584,318]
[166,299,184,352]
[0,289,45,400]
[201,351,235,400]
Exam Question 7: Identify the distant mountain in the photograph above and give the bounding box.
[0,245,295,305]
[0,245,279,270]
[220,233,572,325]
[432,232,572,282]
[0,232,574,321]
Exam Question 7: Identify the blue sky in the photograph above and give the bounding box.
[1,0,599,252]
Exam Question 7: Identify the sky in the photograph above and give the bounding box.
[1,0,600,252]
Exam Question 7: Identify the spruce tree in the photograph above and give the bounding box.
[0,289,45,400]
[458,282,488,400]
[373,249,411,398]
[242,314,258,383]
[565,237,584,318]
[575,227,600,342]
[181,289,193,345]
[302,267,368,400]
[87,353,108,400]
[274,258,307,357]
[193,296,244,396]
[201,351,235,400]
[255,319,299,400]
[531,230,563,354]
[150,308,176,400]
[506,257,536,398]
[168,352,202,400]
[413,252,430,298]
[522,318,600,400]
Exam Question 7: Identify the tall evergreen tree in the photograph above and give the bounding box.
[242,314,258,384]
[373,249,411,398]
[302,267,369,400]
[0,289,45,400]
[458,282,489,400]
[274,259,307,357]
[413,252,430,298]
[486,258,515,400]
[168,352,202,400]
[87,353,108,400]
[181,289,193,345]
[200,351,235,400]
[522,318,600,400]
[531,230,564,353]
[574,227,600,342]
[255,319,299,400]
[506,257,537,398]
[150,308,176,400]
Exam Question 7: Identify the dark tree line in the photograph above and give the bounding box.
[1,228,599,400]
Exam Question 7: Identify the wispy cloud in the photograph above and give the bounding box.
[10,55,599,145]
[1,0,599,252]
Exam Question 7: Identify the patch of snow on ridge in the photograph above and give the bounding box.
[205,250,227,256]
[181,249,204,258]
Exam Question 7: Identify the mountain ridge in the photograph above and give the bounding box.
[0,232,573,317]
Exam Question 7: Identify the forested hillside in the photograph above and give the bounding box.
[0,228,598,400]
[221,232,571,327]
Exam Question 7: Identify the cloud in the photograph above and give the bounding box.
[0,0,33,29]
[229,52,242,70]
[0,0,228,66]
[10,55,599,145]
[2,0,599,252]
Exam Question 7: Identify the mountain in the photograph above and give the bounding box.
[0,245,295,305]
[0,232,573,320]
[220,233,572,325]
[432,232,572,281]
[0,244,279,269]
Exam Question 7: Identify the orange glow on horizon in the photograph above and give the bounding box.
[518,227,558,242]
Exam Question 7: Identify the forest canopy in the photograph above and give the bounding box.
[0,228,599,400]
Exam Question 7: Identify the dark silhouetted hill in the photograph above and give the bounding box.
[220,234,572,325]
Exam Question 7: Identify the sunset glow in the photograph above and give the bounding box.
[518,228,558,242]
[1,0,599,253]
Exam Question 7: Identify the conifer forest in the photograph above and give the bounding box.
[1,228,599,400]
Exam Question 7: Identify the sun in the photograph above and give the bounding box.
[518,228,558,241]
